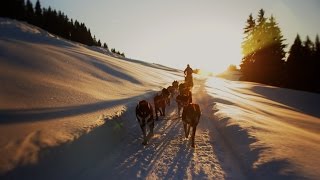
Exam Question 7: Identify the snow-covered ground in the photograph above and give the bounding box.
[1,18,319,180]
[208,79,320,180]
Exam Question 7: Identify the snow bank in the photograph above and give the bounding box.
[207,78,320,179]
[0,18,181,174]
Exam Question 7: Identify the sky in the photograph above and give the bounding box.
[31,0,320,73]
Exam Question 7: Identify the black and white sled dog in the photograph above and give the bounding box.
[136,100,154,145]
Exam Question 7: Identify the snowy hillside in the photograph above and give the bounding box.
[1,18,320,180]
[0,18,181,175]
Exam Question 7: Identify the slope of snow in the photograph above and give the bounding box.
[1,18,319,180]
[208,78,320,179]
[0,18,181,174]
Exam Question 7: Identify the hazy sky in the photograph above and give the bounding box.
[32,0,320,72]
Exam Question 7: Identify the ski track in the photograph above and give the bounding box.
[80,80,246,180]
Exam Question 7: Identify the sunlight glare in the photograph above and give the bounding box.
[197,34,242,74]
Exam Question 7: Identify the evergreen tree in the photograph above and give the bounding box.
[92,35,98,46]
[263,15,286,84]
[86,29,94,46]
[286,35,318,91]
[25,0,35,24]
[34,0,43,27]
[240,14,256,81]
[241,14,256,58]
[286,34,304,89]
[240,10,286,85]
[103,43,109,50]
[254,9,267,52]
[303,36,315,90]
[303,36,314,59]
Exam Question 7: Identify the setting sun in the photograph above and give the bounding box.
[201,37,242,74]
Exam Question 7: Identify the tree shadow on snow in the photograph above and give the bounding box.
[250,85,320,118]
[213,116,307,180]
[201,80,307,180]
[251,159,309,180]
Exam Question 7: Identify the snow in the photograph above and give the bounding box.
[208,78,320,179]
[0,18,181,175]
[1,18,319,180]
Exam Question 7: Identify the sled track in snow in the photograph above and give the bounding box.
[58,79,246,179]
[100,97,227,179]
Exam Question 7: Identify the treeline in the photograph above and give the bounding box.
[0,0,125,57]
[240,9,320,93]
[111,48,125,57]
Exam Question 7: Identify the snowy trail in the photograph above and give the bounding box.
[81,79,245,180]
[2,79,246,180]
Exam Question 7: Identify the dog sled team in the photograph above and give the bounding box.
[136,64,201,148]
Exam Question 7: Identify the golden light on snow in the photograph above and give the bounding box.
[207,77,320,179]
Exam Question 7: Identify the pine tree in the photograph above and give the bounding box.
[35,0,42,16]
[303,36,314,59]
[240,14,256,81]
[103,43,109,50]
[264,15,286,84]
[303,36,315,89]
[241,14,256,57]
[254,9,267,52]
[25,0,34,24]
[285,35,318,91]
[286,34,304,88]
[34,0,43,27]
[240,10,286,85]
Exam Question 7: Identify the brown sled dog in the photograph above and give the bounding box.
[182,103,201,148]
[154,93,166,120]
[136,100,154,145]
